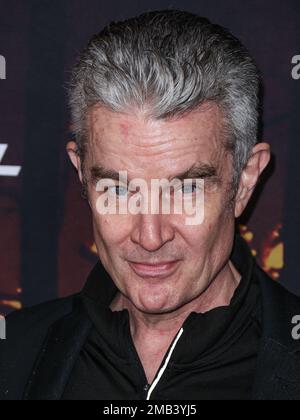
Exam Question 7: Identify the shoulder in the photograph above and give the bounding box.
[255,263,300,350]
[0,295,77,400]
[4,295,75,337]
[256,262,300,309]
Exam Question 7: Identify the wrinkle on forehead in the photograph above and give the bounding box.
[85,102,229,176]
[87,100,222,136]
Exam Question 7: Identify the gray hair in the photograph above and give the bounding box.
[68,9,261,189]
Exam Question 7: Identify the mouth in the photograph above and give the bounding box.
[128,260,181,279]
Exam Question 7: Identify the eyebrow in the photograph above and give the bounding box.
[90,166,127,184]
[90,162,220,184]
[171,163,219,182]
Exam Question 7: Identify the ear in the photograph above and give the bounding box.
[234,142,271,218]
[66,141,83,183]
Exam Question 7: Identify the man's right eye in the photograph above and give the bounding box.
[107,185,128,196]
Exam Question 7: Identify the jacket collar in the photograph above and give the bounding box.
[24,232,300,400]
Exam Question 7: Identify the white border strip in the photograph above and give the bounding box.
[146,327,184,400]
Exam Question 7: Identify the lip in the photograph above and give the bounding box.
[129,260,181,278]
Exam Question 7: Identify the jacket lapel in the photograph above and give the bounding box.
[23,296,92,400]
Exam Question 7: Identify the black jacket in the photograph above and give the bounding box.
[1,234,300,400]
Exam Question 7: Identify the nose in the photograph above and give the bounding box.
[130,213,175,252]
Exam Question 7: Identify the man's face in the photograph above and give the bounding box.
[81,103,236,314]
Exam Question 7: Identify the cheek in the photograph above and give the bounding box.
[91,208,133,246]
[203,183,234,225]
[177,193,233,254]
[180,225,212,259]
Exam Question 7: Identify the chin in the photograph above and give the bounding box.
[134,294,179,315]
[138,306,175,315]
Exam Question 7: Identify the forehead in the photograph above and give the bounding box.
[85,103,226,176]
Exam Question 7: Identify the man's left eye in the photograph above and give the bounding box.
[181,182,198,194]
